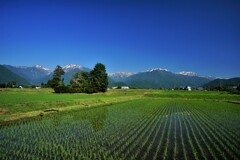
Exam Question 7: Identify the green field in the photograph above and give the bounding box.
[0,89,240,159]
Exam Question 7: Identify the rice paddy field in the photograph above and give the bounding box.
[0,88,240,159]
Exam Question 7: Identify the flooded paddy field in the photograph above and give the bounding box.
[1,98,239,160]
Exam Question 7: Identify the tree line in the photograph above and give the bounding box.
[47,63,108,93]
[0,81,17,88]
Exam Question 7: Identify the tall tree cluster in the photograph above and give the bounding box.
[49,63,108,93]
[70,71,90,93]
[89,63,108,93]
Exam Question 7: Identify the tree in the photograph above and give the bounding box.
[70,71,90,92]
[0,83,6,88]
[89,63,108,93]
[49,65,65,90]
[6,81,16,88]
[51,63,108,93]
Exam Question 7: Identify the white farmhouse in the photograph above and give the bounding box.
[186,86,191,91]
[121,86,129,89]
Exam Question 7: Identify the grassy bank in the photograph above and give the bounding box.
[0,88,240,122]
[0,88,144,122]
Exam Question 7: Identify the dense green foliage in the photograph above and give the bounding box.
[89,63,108,93]
[0,97,239,159]
[0,81,17,88]
[49,63,108,93]
[0,65,29,85]
[63,67,91,85]
[70,71,90,93]
[49,65,65,88]
[69,64,109,93]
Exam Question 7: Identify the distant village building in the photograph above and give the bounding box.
[112,86,130,89]
[185,86,191,91]
[121,86,129,89]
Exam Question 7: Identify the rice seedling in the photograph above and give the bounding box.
[0,90,240,159]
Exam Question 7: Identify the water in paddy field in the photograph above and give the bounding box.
[0,100,240,159]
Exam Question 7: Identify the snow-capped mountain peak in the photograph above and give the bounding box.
[63,64,83,70]
[109,72,135,78]
[34,65,43,68]
[61,64,92,72]
[177,71,198,76]
[205,75,220,80]
[33,65,52,73]
[109,72,135,82]
[145,68,168,72]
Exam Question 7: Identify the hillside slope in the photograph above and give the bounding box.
[203,78,240,89]
[0,65,30,85]
[124,69,211,88]
[3,65,51,84]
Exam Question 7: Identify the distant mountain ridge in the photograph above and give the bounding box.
[3,65,51,84]
[0,64,234,89]
[176,71,198,76]
[0,65,30,85]
[1,64,91,85]
[203,78,240,89]
[108,72,135,82]
[109,68,216,88]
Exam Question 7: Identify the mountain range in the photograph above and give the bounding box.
[0,64,90,85]
[0,65,30,85]
[0,64,238,89]
[108,68,214,88]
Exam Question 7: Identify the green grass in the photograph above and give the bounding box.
[0,88,240,159]
[144,90,240,101]
[0,98,240,159]
[0,88,144,121]
[0,88,239,122]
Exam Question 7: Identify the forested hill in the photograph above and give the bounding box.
[0,65,30,85]
[203,78,240,89]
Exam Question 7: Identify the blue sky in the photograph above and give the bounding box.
[0,0,240,78]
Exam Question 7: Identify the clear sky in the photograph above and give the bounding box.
[0,0,240,78]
